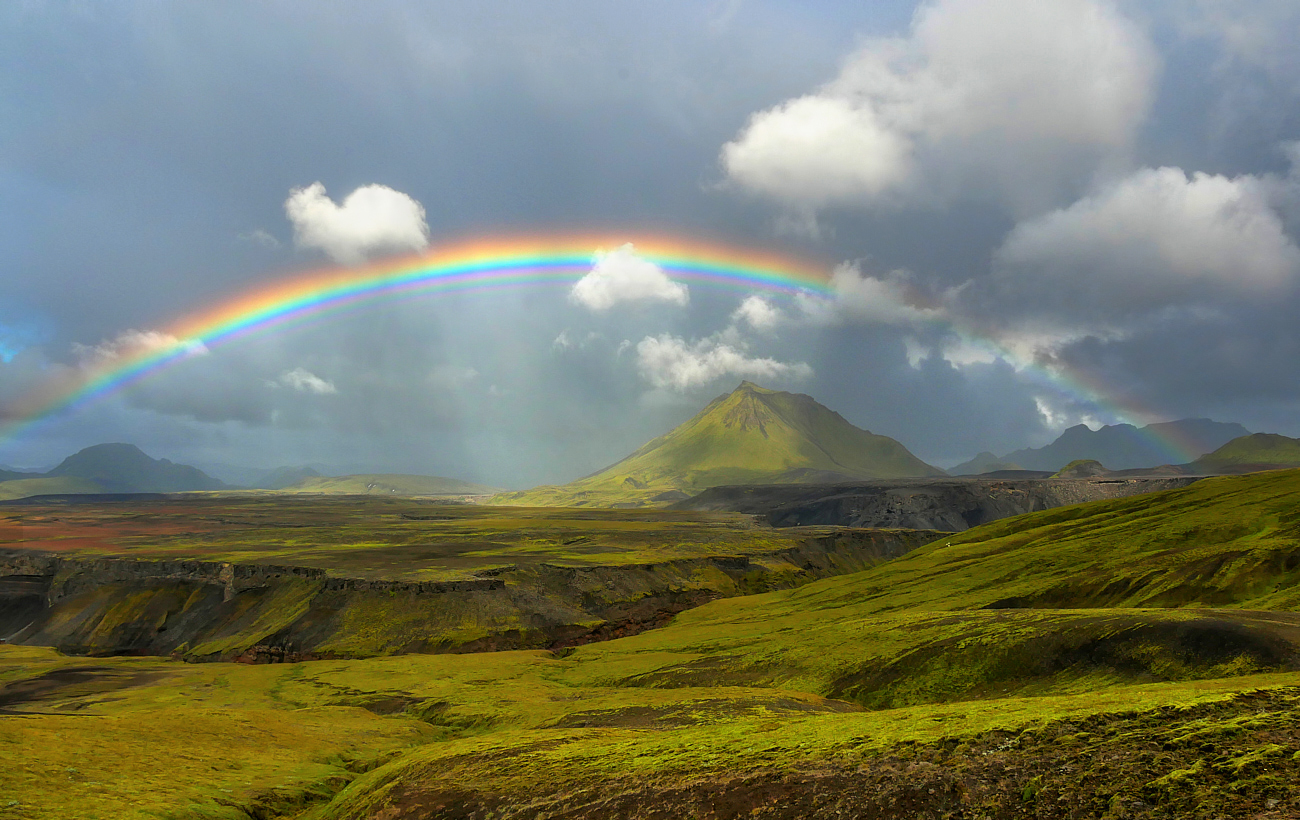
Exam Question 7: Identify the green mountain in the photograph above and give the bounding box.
[277,473,499,496]
[496,381,944,507]
[1190,432,1300,472]
[0,442,228,495]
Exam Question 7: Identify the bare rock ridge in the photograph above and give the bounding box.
[496,381,944,507]
[674,476,1201,530]
[0,528,943,660]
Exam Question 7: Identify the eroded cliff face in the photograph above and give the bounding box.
[0,527,941,661]
[676,477,1201,530]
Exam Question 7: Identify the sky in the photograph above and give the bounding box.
[2,0,1300,486]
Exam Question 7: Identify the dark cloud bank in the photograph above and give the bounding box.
[2,0,1299,486]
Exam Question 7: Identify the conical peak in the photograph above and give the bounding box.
[732,380,775,395]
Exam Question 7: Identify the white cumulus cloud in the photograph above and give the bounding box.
[277,367,338,394]
[723,95,912,211]
[285,182,430,265]
[721,0,1156,215]
[732,295,785,331]
[635,333,811,391]
[569,243,689,310]
[993,166,1300,322]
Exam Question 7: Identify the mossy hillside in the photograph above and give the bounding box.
[495,382,943,507]
[502,470,1300,703]
[770,468,1300,614]
[5,643,1300,819]
[312,683,1300,820]
[1194,432,1300,470]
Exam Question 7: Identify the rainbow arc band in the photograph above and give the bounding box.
[1,237,829,438]
[0,234,1202,464]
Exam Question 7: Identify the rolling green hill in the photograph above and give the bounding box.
[277,473,499,496]
[1190,432,1300,472]
[558,469,1300,709]
[496,381,944,507]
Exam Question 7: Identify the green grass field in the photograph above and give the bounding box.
[5,470,1300,817]
[0,496,806,581]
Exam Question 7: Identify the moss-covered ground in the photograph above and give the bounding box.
[6,470,1300,817]
[3,643,1299,819]
[0,496,805,581]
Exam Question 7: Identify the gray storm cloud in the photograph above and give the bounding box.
[3,0,1300,479]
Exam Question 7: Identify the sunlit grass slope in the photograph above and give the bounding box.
[0,476,102,501]
[1193,432,1300,471]
[496,381,944,507]
[553,470,1300,703]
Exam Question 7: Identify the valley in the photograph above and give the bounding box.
[0,495,940,659]
[3,469,1300,817]
[6,386,1300,818]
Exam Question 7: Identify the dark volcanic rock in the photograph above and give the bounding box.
[674,476,1201,530]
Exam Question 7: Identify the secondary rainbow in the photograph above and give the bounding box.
[1,233,1205,464]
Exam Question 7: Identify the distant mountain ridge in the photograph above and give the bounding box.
[0,443,227,500]
[0,443,502,501]
[496,381,943,507]
[959,419,1251,474]
[46,443,227,492]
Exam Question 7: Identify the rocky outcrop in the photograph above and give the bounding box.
[0,527,943,661]
[675,477,1202,530]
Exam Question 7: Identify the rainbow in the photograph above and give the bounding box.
[0,234,1204,464]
